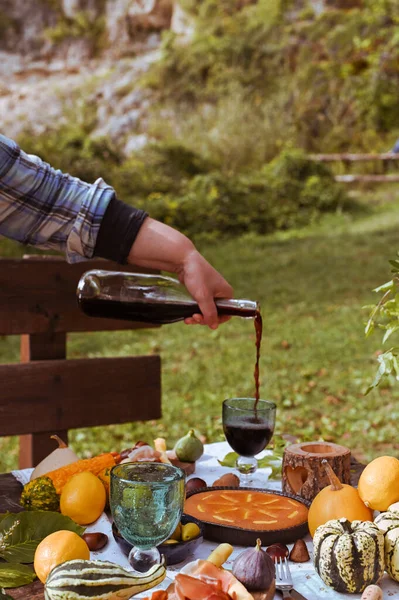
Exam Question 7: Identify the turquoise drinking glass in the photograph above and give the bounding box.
[110,462,185,573]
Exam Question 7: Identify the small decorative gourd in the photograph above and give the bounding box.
[374,511,399,582]
[308,460,373,537]
[20,476,60,512]
[30,436,79,481]
[44,558,166,600]
[313,518,384,594]
[232,538,275,592]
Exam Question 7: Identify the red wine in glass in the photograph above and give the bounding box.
[223,398,276,484]
[223,418,274,458]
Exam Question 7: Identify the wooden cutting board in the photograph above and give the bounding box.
[169,457,196,476]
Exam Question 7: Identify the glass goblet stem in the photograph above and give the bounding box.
[129,547,161,573]
[236,455,258,484]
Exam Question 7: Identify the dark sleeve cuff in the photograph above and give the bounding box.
[94,195,148,264]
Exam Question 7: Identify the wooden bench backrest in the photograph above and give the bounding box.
[0,257,162,469]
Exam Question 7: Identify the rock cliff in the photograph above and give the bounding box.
[0,0,193,150]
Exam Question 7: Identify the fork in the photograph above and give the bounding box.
[274,556,294,599]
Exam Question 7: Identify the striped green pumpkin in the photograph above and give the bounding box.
[375,511,399,582]
[44,559,166,600]
[313,518,384,594]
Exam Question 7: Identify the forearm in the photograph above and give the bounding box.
[127,217,234,329]
[126,217,196,275]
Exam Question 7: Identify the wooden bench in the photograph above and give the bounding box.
[0,256,162,469]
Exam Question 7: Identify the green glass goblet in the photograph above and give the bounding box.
[110,462,185,573]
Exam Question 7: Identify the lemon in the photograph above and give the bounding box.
[358,455,399,511]
[34,530,89,583]
[60,472,106,525]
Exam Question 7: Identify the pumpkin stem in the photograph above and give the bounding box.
[50,434,68,449]
[322,459,343,491]
[255,538,262,551]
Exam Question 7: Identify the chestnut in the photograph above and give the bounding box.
[212,473,240,488]
[185,477,207,496]
[82,532,108,551]
[266,543,289,561]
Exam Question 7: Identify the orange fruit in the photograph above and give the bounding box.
[60,472,106,525]
[358,455,399,512]
[34,530,89,583]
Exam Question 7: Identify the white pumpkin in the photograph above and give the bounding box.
[30,435,79,480]
[385,526,399,582]
[374,511,399,582]
[389,501,399,514]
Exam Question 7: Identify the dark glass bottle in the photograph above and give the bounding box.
[77,270,258,324]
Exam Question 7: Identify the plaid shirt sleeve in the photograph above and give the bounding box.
[0,133,115,263]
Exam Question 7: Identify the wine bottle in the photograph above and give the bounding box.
[77,270,258,324]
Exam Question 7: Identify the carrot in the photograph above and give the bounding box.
[45,449,129,495]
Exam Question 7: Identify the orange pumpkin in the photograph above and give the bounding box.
[308,460,373,537]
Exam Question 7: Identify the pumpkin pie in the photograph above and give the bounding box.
[185,489,308,531]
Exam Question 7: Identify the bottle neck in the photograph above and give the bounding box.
[215,299,259,318]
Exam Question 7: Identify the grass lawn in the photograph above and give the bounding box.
[1,188,399,471]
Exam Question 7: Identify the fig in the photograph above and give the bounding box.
[232,538,275,591]
[185,477,207,496]
[82,532,108,551]
[174,430,204,462]
[266,543,289,561]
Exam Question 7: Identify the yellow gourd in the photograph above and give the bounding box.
[308,460,373,537]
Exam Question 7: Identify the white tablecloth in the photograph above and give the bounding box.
[12,442,399,600]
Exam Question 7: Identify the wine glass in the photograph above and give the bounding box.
[110,462,185,573]
[222,398,276,485]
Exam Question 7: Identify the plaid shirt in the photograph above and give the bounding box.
[0,133,115,263]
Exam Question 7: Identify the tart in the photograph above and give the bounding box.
[184,487,309,545]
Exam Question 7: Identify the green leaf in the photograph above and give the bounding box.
[0,512,85,564]
[217,452,238,468]
[217,436,291,480]
[373,279,395,293]
[383,324,399,344]
[0,564,36,589]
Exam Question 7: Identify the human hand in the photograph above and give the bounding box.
[177,249,234,329]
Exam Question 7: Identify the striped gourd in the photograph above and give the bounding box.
[313,518,384,594]
[374,511,399,582]
[44,559,166,600]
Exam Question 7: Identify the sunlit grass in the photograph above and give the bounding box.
[1,189,399,471]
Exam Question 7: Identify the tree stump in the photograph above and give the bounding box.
[282,442,351,502]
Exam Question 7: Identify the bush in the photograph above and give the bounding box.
[14,123,349,251]
[133,149,349,239]
[145,1,399,153]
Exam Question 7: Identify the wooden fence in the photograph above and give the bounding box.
[0,256,162,469]
[309,153,399,184]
